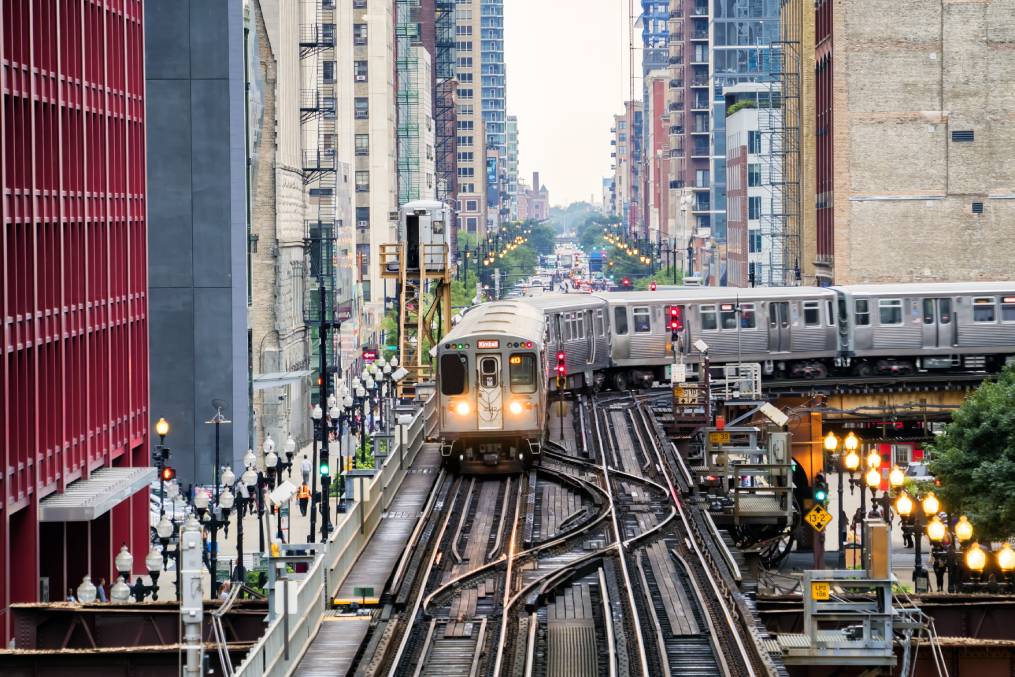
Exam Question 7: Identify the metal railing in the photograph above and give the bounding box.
[232,397,431,677]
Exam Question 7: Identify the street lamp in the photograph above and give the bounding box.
[76,576,98,604]
[997,544,1015,587]
[965,543,987,583]
[154,417,172,516]
[284,435,297,477]
[896,489,940,590]
[308,403,324,542]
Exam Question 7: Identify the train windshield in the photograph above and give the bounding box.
[509,354,537,393]
[440,354,468,395]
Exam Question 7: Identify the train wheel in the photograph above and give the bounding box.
[854,361,874,377]
[611,371,628,391]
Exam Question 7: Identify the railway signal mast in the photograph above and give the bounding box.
[556,352,566,440]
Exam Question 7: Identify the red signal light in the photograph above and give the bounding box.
[557,352,566,361]
[161,466,176,482]
[668,306,684,332]
[650,281,657,291]
[622,277,631,287]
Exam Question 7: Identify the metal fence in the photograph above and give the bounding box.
[233,397,429,677]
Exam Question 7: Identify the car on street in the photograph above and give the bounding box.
[904,462,935,483]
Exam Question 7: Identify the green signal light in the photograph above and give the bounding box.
[320,462,330,476]
[814,488,827,502]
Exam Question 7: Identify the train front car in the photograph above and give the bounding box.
[436,301,547,473]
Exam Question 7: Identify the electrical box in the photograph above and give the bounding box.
[768,432,790,464]
[865,520,891,579]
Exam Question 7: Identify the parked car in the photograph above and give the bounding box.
[904,462,935,483]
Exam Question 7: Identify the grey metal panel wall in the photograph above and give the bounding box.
[146,0,250,483]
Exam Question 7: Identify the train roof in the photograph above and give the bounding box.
[518,294,606,311]
[834,281,1015,296]
[596,287,836,303]
[443,300,545,343]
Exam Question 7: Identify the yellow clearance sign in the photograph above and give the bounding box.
[810,581,830,601]
[804,504,833,533]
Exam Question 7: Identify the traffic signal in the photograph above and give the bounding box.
[649,281,657,291]
[160,466,176,482]
[556,352,566,387]
[319,460,330,476]
[814,473,829,504]
[668,306,683,341]
[622,277,631,288]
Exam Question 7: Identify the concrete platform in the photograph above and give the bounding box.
[296,442,441,675]
[338,443,441,599]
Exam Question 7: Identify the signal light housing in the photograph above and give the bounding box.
[160,466,176,482]
[814,473,829,504]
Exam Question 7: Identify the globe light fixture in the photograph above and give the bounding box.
[997,543,1015,573]
[955,515,973,543]
[155,417,170,438]
[889,466,906,489]
[926,516,946,543]
[823,432,839,451]
[921,492,940,516]
[844,449,861,473]
[965,543,987,573]
[865,467,881,489]
[895,492,914,517]
[866,451,882,470]
[77,575,98,604]
[843,431,859,452]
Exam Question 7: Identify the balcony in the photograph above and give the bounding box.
[691,4,708,16]
[690,29,708,41]
[691,145,710,159]
[669,78,684,89]
[691,77,710,88]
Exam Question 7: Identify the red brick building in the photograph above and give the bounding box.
[1,0,151,639]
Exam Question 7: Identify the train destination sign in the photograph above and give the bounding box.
[477,340,500,349]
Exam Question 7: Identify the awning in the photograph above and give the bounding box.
[39,467,156,522]
[253,370,312,391]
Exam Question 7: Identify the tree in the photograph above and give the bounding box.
[928,364,1015,540]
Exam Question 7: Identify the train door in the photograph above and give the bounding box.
[921,298,955,348]
[768,302,791,352]
[477,355,504,430]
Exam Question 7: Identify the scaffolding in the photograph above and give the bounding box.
[433,0,456,210]
[760,0,803,286]
[397,0,423,205]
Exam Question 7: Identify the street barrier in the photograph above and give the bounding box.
[232,396,431,677]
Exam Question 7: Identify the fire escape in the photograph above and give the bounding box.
[396,0,422,204]
[433,0,457,246]
[300,0,340,372]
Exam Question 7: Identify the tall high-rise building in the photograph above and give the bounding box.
[147,0,249,478]
[1,0,152,636]
[645,70,672,242]
[480,0,507,228]
[506,115,520,220]
[397,2,437,204]
[353,0,397,326]
[816,0,1015,284]
[612,101,643,237]
[455,0,487,236]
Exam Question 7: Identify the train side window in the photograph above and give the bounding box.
[740,303,756,329]
[879,299,903,326]
[701,305,718,331]
[509,354,536,393]
[923,299,935,324]
[803,301,821,327]
[720,305,737,329]
[855,299,870,326]
[440,354,468,395]
[940,299,952,323]
[594,310,605,336]
[826,300,835,326]
[614,307,628,335]
[1001,298,1015,322]
[633,307,651,333]
[973,297,996,323]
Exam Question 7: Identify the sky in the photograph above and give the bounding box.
[504,0,640,208]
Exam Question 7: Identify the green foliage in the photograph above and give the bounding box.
[928,364,1015,539]
[726,99,757,117]
[634,266,683,290]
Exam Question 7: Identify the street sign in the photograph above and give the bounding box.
[804,504,833,533]
[708,431,731,445]
[675,384,699,405]
[810,581,830,601]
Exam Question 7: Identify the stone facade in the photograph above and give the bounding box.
[831,0,1015,284]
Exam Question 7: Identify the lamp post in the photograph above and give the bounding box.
[357,384,368,464]
[284,435,297,477]
[154,417,171,516]
[837,432,861,566]
[309,403,323,543]
[112,544,163,603]
[929,510,973,592]
[896,490,939,591]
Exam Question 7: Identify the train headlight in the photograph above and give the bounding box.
[509,400,524,415]
[454,401,471,416]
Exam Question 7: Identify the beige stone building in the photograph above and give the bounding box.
[454,0,487,237]
[821,0,1015,284]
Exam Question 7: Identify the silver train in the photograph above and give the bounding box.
[435,281,1015,472]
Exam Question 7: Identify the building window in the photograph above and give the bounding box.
[457,56,473,67]
[354,61,368,81]
[748,163,761,187]
[459,88,473,99]
[748,196,761,220]
[466,216,478,231]
[457,120,474,130]
[322,60,336,83]
[355,134,369,156]
[879,299,903,326]
[748,130,761,154]
[459,72,473,83]
[355,97,369,119]
[458,135,473,146]
[455,25,473,36]
[972,201,984,214]
[353,0,366,7]
[748,230,761,253]
[466,199,478,211]
[355,171,370,192]
[354,23,368,45]
[951,130,974,142]
[457,151,474,162]
[458,167,475,177]
[356,207,369,229]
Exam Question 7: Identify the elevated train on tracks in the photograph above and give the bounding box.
[435,281,1015,472]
